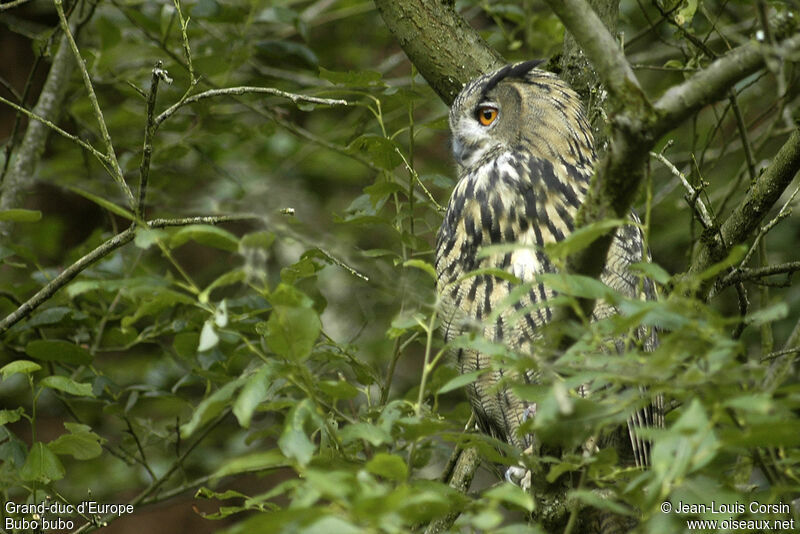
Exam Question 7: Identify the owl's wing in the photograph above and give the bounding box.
[600,219,664,467]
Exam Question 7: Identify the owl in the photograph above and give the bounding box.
[434,61,661,488]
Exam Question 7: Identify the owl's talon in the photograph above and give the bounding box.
[505,465,532,491]
[521,404,536,423]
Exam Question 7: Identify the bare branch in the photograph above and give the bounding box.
[0,0,33,10]
[73,410,230,533]
[720,261,800,287]
[137,63,171,219]
[0,215,260,335]
[650,151,714,228]
[172,0,196,84]
[154,86,349,128]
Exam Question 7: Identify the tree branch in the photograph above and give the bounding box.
[0,34,74,237]
[654,33,800,136]
[0,0,33,10]
[137,63,171,219]
[373,0,504,105]
[154,86,349,129]
[0,215,260,335]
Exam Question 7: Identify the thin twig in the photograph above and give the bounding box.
[172,0,196,84]
[0,215,260,335]
[761,346,800,362]
[0,0,33,10]
[0,95,108,165]
[53,0,133,207]
[718,261,800,288]
[73,411,230,533]
[729,90,757,182]
[650,151,714,228]
[124,417,157,481]
[137,63,172,219]
[154,86,348,128]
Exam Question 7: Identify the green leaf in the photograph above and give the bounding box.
[544,219,625,260]
[0,360,41,380]
[198,320,220,352]
[746,302,788,327]
[568,489,633,516]
[199,270,246,303]
[39,376,95,397]
[170,224,239,252]
[317,380,359,400]
[339,422,392,446]
[347,134,403,170]
[239,230,275,251]
[278,399,315,466]
[301,516,362,534]
[0,209,42,222]
[256,40,318,68]
[537,272,615,300]
[134,227,169,249]
[546,460,581,483]
[651,399,718,483]
[675,0,698,25]
[26,340,92,365]
[697,244,747,281]
[121,288,195,328]
[437,370,484,395]
[403,259,436,280]
[21,307,72,329]
[233,366,271,428]
[20,442,65,482]
[213,449,289,479]
[66,186,135,221]
[0,407,24,426]
[265,305,320,361]
[366,453,408,481]
[484,482,535,512]
[48,423,103,459]
[630,262,671,285]
[181,379,245,439]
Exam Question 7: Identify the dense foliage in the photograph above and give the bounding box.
[0,0,799,532]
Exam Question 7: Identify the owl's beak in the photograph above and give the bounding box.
[451,138,466,164]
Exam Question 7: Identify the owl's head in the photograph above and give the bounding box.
[449,61,593,170]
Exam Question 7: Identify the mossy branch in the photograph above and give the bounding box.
[373,0,503,105]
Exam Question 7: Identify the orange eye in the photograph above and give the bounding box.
[477,106,498,126]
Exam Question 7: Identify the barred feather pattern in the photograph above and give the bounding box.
[435,62,663,468]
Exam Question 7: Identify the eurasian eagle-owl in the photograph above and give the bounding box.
[434,61,661,486]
